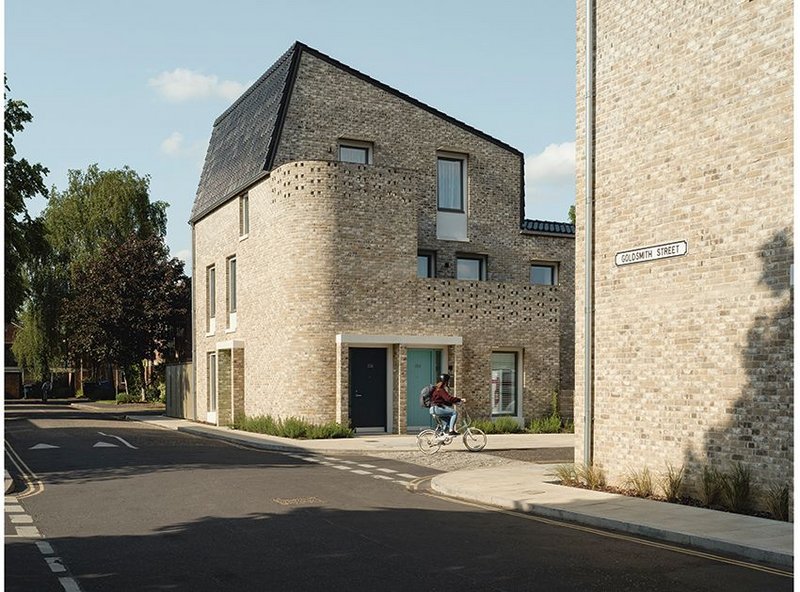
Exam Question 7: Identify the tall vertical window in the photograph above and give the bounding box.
[206,265,216,334]
[207,351,218,421]
[227,256,237,331]
[437,156,465,212]
[531,263,557,285]
[491,352,518,416]
[239,193,249,238]
[456,255,487,281]
[417,251,435,278]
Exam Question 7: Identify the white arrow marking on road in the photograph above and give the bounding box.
[97,432,138,449]
[29,443,59,450]
[93,442,119,448]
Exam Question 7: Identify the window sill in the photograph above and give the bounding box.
[239,234,249,242]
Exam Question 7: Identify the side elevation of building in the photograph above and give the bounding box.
[191,42,575,433]
[575,1,792,504]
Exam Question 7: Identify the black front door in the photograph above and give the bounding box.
[349,348,387,430]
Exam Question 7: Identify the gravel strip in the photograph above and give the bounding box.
[369,447,574,473]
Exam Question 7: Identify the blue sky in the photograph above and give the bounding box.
[6,0,577,271]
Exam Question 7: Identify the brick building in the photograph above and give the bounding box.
[575,1,792,499]
[189,42,575,433]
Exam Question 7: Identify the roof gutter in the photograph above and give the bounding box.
[583,0,596,466]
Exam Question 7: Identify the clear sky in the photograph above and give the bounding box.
[5,0,577,272]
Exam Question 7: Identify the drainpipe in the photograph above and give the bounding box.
[583,0,596,466]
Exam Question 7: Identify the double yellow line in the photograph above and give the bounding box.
[4,439,45,499]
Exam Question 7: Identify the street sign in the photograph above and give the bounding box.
[615,241,687,266]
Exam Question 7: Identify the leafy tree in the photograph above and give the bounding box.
[44,164,168,270]
[4,80,49,321]
[62,233,190,395]
[568,205,576,225]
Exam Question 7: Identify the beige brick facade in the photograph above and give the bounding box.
[575,0,792,500]
[192,47,575,433]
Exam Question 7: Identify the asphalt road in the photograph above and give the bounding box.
[4,404,793,591]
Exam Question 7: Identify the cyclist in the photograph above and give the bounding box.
[429,373,464,435]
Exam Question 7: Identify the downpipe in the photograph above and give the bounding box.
[583,0,596,466]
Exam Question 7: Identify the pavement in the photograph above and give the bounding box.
[5,402,793,569]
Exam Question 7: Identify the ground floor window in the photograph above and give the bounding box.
[491,352,518,416]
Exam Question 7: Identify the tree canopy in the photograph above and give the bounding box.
[4,81,49,322]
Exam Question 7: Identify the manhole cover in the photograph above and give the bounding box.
[272,496,324,506]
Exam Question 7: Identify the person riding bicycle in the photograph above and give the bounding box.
[429,373,464,435]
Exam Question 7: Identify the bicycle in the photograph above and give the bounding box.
[416,402,487,454]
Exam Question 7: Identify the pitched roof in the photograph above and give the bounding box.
[520,219,576,236]
[191,41,523,224]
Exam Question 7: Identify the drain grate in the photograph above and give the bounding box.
[272,496,324,506]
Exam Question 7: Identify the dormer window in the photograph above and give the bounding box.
[338,140,372,164]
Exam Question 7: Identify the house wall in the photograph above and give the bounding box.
[194,161,566,428]
[575,0,793,498]
[193,48,575,430]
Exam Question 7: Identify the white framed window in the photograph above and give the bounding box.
[437,154,466,212]
[239,193,249,238]
[456,255,486,281]
[491,351,519,416]
[227,256,237,331]
[338,140,372,164]
[417,251,436,278]
[531,262,558,286]
[206,265,216,334]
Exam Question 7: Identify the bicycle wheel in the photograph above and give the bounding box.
[417,429,442,454]
[462,427,487,452]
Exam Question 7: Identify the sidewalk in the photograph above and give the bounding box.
[126,414,793,568]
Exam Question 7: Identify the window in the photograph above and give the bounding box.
[239,193,249,238]
[226,256,237,331]
[338,140,372,164]
[456,255,486,281]
[491,352,518,416]
[531,263,557,286]
[207,351,218,421]
[437,155,465,212]
[206,265,216,333]
[417,251,435,278]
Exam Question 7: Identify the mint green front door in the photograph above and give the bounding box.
[406,349,441,430]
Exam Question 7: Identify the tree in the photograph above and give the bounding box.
[568,205,576,225]
[4,80,49,321]
[62,233,190,395]
[44,164,168,270]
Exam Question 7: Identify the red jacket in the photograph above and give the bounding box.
[431,387,461,407]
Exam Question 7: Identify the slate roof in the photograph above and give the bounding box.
[191,41,523,224]
[520,219,576,236]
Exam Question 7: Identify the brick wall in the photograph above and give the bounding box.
[575,0,793,499]
[193,49,575,431]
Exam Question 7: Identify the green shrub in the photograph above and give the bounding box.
[721,463,755,514]
[234,415,353,439]
[700,465,724,507]
[625,467,654,498]
[764,483,790,522]
[660,463,685,502]
[576,463,606,490]
[115,392,136,405]
[470,417,525,434]
[550,464,579,486]
[529,414,562,434]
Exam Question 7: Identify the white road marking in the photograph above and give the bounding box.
[15,525,40,537]
[397,473,418,479]
[5,504,23,512]
[376,468,397,474]
[373,475,393,481]
[10,514,33,524]
[357,463,376,468]
[332,465,351,470]
[36,541,54,555]
[351,470,372,475]
[394,480,412,486]
[29,443,60,450]
[46,557,67,573]
[97,432,138,449]
[59,577,83,592]
[93,442,118,448]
